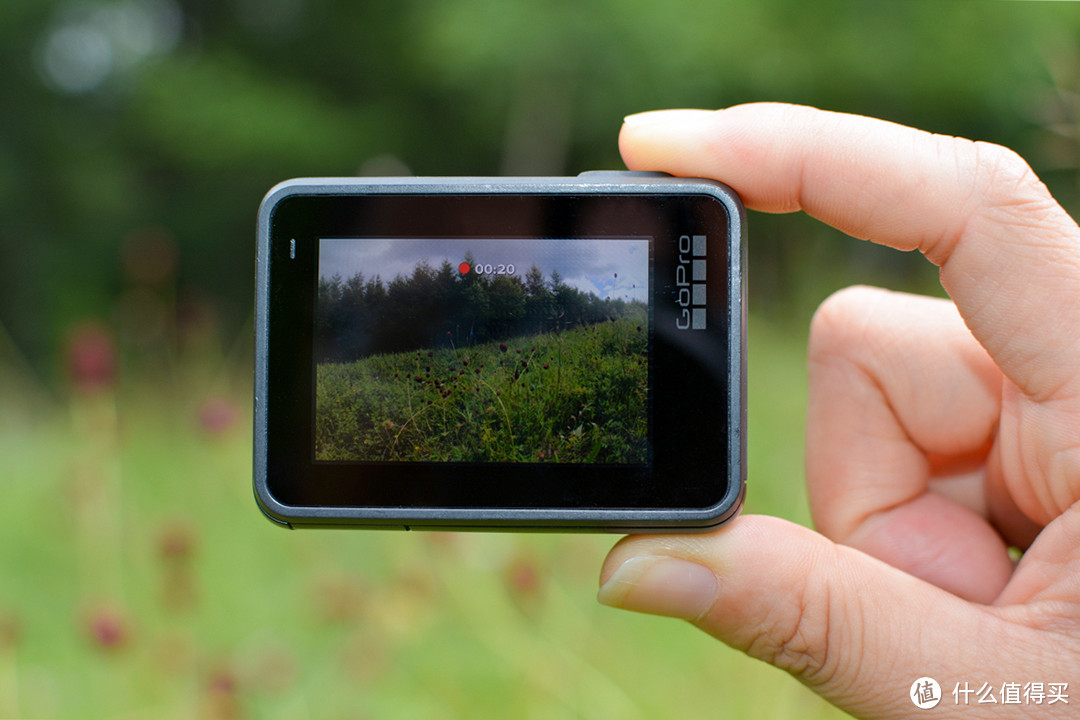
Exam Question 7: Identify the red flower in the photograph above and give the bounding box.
[84,604,130,651]
[65,323,117,394]
[198,398,238,436]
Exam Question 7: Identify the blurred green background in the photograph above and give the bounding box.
[1,0,1079,718]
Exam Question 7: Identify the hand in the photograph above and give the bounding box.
[598,103,1080,718]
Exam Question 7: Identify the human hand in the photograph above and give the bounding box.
[598,103,1080,718]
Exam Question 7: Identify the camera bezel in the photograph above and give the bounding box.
[255,173,746,531]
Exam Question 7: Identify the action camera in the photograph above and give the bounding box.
[254,171,746,531]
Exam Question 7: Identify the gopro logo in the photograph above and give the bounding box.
[675,234,707,330]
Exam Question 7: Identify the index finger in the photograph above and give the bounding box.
[620,103,1080,401]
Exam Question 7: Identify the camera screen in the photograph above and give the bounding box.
[314,237,651,465]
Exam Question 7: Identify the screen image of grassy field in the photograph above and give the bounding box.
[315,307,648,463]
[315,239,651,463]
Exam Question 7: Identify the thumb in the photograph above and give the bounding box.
[598,515,1007,719]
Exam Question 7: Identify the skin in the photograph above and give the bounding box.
[597,103,1080,719]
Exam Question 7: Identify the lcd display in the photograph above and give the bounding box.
[313,237,652,464]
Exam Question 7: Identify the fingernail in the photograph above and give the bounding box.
[597,556,718,621]
[622,109,712,128]
[622,110,673,127]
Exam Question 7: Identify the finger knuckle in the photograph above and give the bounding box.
[924,139,1054,266]
[808,285,886,364]
[751,546,855,690]
[969,141,1039,203]
[958,141,1059,235]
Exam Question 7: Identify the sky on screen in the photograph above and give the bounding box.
[320,237,649,303]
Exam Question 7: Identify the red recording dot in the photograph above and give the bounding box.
[458,262,471,274]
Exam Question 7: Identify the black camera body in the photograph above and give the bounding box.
[254,171,746,531]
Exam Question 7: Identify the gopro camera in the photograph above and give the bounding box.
[254,172,746,531]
